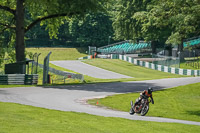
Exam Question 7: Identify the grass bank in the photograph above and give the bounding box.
[0,102,199,133]
[26,48,187,84]
[88,82,200,122]
[83,59,186,81]
[47,58,187,84]
[26,47,87,64]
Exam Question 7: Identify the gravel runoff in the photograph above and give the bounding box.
[0,77,200,126]
[50,60,133,79]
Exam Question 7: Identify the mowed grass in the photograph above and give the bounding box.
[26,48,186,84]
[88,83,200,122]
[180,61,200,70]
[0,85,34,88]
[83,59,186,80]
[0,102,199,133]
[179,57,200,70]
[25,48,87,84]
[26,48,87,64]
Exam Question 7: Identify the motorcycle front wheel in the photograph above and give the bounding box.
[141,105,149,116]
[129,101,135,115]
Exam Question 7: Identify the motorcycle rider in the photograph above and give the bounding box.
[131,87,154,113]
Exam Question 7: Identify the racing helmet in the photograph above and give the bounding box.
[148,87,153,94]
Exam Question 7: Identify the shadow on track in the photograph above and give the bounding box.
[42,81,165,93]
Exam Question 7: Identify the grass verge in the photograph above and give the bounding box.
[26,48,188,84]
[0,85,34,88]
[26,48,88,85]
[26,48,87,64]
[88,82,200,122]
[40,58,188,84]
[0,102,199,133]
[83,59,187,80]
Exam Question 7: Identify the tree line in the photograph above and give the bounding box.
[26,13,114,47]
[111,0,200,55]
[0,0,200,64]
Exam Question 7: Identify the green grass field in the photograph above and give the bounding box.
[26,48,87,64]
[47,58,187,84]
[0,102,199,133]
[83,59,186,81]
[0,48,199,132]
[179,57,200,70]
[26,48,187,84]
[88,82,200,122]
[0,85,34,88]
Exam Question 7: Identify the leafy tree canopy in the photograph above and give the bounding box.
[110,0,200,53]
[0,0,108,62]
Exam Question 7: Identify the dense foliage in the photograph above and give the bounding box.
[0,0,200,65]
[0,0,108,62]
[26,13,114,47]
[111,0,200,53]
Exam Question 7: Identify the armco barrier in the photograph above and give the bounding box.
[111,54,200,76]
[33,61,84,82]
[78,56,92,60]
[0,74,38,85]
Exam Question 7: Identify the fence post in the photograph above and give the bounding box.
[43,52,52,85]
[36,53,41,74]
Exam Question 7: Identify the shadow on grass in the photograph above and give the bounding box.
[76,47,88,54]
[187,110,200,116]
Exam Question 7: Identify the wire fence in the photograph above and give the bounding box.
[152,54,180,68]
[34,62,84,82]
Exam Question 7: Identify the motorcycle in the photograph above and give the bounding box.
[129,98,151,116]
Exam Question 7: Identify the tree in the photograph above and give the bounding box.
[132,0,171,54]
[25,12,114,47]
[164,0,200,50]
[111,0,162,53]
[0,0,107,62]
[68,13,114,47]
[111,0,151,40]
[149,0,200,59]
[110,0,200,56]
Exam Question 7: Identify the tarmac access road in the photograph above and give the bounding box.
[50,60,133,79]
[0,77,200,126]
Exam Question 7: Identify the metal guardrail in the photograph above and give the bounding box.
[34,62,84,82]
[0,74,38,85]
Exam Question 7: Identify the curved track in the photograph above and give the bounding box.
[50,60,133,79]
[0,77,200,126]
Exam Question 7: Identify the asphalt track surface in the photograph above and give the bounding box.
[1,77,200,126]
[50,60,133,79]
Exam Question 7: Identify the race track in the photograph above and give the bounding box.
[50,60,133,79]
[0,77,200,126]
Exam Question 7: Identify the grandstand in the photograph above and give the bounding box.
[97,36,200,55]
[97,40,151,54]
[183,36,200,48]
